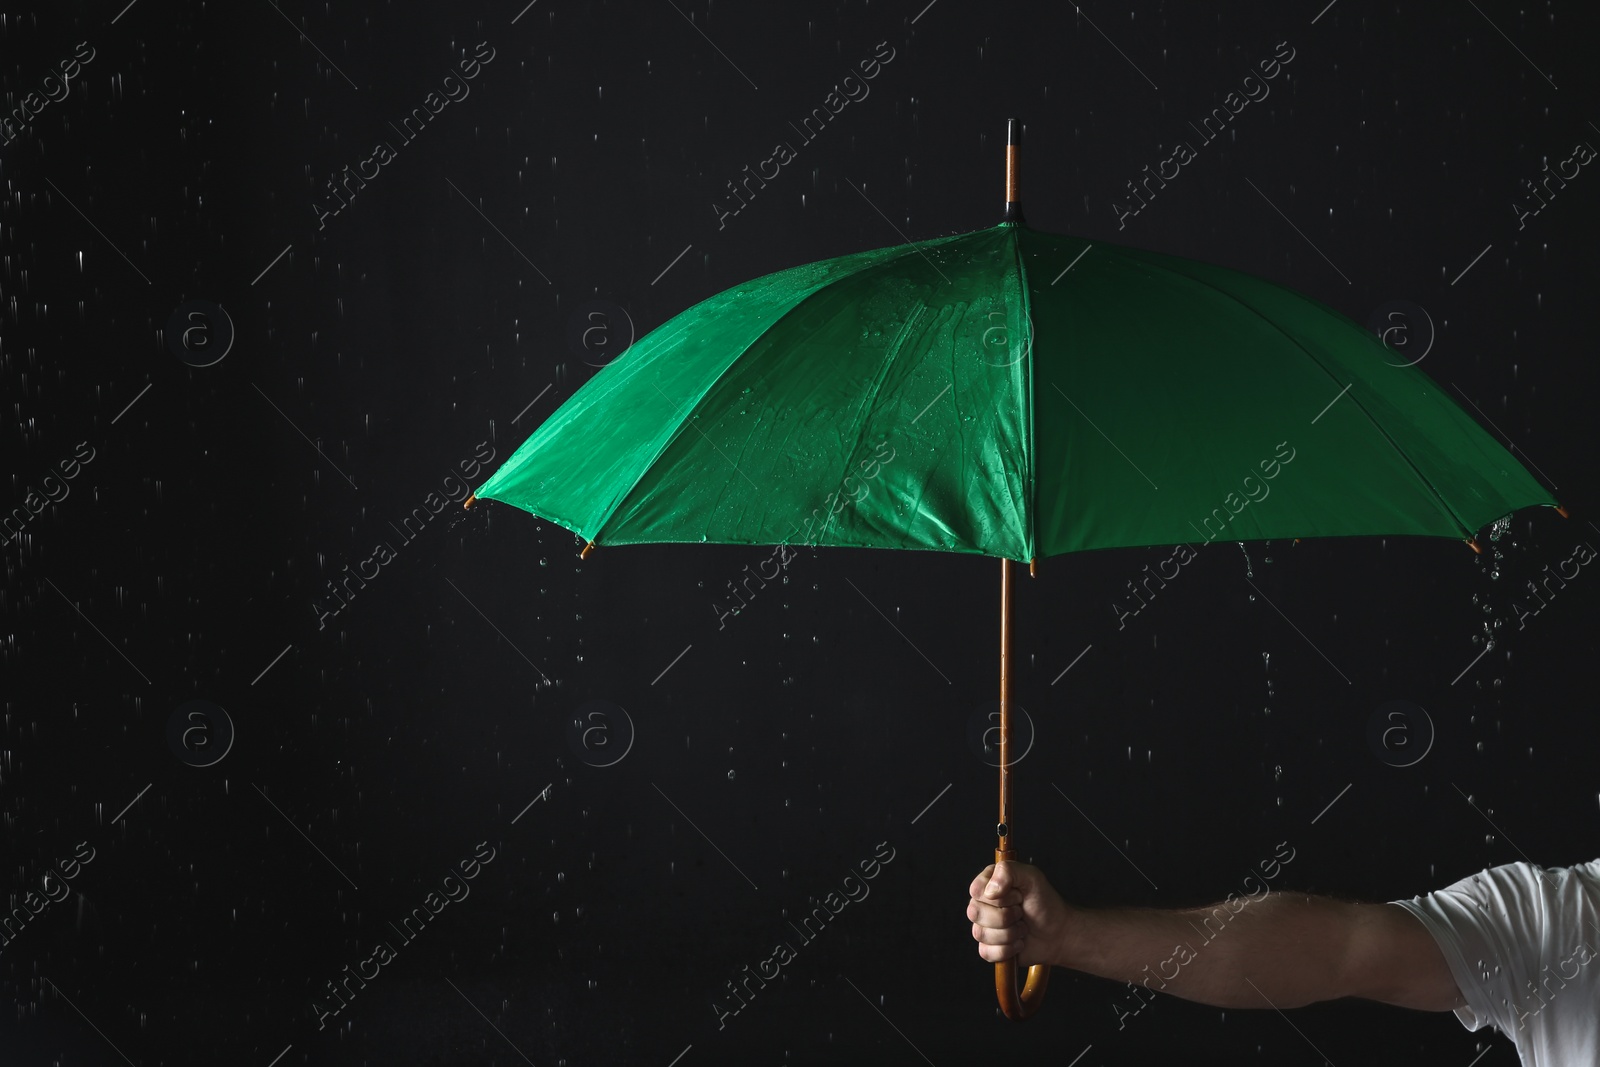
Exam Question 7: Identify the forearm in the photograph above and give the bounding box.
[1059,891,1353,1009]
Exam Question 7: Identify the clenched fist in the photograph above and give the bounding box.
[966,860,1074,969]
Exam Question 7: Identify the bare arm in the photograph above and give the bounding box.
[967,861,1465,1013]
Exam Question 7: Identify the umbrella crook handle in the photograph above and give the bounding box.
[992,847,1051,1020]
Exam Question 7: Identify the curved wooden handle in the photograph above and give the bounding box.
[995,955,1051,1020]
[992,847,1050,1019]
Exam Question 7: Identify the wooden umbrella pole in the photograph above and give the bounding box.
[998,555,1014,854]
[994,556,1050,1019]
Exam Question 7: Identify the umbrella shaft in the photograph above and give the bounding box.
[997,557,1013,854]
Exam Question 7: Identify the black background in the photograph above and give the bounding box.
[3,1,1597,1064]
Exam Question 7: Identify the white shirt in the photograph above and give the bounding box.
[1391,860,1600,1066]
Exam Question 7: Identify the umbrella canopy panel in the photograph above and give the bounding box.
[476,223,1555,560]
[1021,226,1554,555]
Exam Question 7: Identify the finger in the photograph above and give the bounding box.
[968,897,1023,926]
[977,937,1021,963]
[973,920,1028,946]
[968,864,997,901]
[974,886,1021,908]
[983,860,1013,900]
[975,873,1022,910]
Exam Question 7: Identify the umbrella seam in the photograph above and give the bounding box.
[758,237,975,549]
[594,253,891,544]
[1009,224,1038,563]
[1133,255,1477,540]
[813,284,942,550]
[804,228,991,551]
[595,231,974,546]
[597,283,834,546]
[773,236,972,549]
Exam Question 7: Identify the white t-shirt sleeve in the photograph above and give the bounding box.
[1389,859,1600,1066]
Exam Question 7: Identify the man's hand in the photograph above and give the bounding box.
[966,860,1073,969]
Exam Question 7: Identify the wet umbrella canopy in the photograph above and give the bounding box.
[473,186,1554,559]
[8,2,1598,1063]
[470,122,1559,1018]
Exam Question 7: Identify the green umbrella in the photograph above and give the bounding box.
[466,120,1560,1020]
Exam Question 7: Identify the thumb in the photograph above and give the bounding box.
[984,860,1011,899]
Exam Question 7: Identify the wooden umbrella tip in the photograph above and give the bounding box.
[579,540,595,560]
[463,493,476,510]
[1556,504,1570,518]
[1003,117,1023,223]
[1465,538,1482,554]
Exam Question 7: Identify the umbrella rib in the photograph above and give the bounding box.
[812,300,927,547]
[1134,256,1478,540]
[772,238,964,548]
[647,380,762,491]
[801,232,990,550]
[587,239,970,548]
[582,270,847,546]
